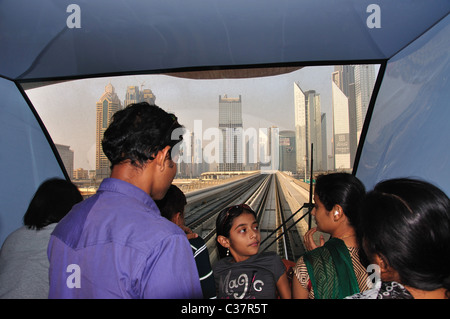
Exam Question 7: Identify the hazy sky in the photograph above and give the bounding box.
[25,65,378,170]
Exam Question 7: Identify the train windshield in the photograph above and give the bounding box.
[24,64,380,195]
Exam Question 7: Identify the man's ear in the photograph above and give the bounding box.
[155,146,171,171]
[217,235,230,249]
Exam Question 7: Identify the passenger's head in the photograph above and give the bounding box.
[360,178,450,296]
[216,204,259,261]
[312,172,366,232]
[155,184,187,226]
[102,102,184,170]
[23,178,83,230]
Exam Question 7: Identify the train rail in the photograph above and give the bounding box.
[184,172,309,264]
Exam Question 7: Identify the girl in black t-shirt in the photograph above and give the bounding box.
[213,204,291,299]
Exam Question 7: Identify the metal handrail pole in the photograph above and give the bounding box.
[260,205,313,252]
[259,203,311,247]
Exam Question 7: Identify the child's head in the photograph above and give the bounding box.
[155,184,187,227]
[216,204,260,262]
[155,184,199,240]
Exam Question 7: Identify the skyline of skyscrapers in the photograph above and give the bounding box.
[61,65,377,180]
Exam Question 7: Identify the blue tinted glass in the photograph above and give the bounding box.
[0,78,64,244]
[357,15,450,195]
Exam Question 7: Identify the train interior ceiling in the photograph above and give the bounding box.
[0,1,449,245]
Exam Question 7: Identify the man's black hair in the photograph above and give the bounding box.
[102,102,184,169]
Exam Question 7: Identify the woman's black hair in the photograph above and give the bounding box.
[215,204,256,259]
[23,178,83,230]
[102,102,184,169]
[314,172,366,228]
[360,178,450,297]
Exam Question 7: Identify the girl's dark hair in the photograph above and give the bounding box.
[102,102,184,169]
[360,178,450,297]
[215,204,256,259]
[314,172,366,228]
[23,178,83,230]
[155,184,187,220]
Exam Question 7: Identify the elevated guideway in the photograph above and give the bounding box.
[183,171,327,265]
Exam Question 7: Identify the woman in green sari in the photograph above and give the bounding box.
[292,173,369,299]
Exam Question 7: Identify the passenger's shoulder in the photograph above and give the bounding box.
[212,256,233,271]
[189,236,206,248]
[257,251,282,261]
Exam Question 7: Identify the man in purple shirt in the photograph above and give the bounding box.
[48,102,202,298]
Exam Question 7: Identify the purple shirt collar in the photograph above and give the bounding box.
[98,177,158,213]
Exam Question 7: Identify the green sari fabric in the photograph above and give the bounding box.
[303,237,360,299]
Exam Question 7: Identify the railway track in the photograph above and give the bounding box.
[184,172,307,264]
[273,175,306,261]
[185,174,268,236]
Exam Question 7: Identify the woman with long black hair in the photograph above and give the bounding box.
[292,172,370,299]
[348,178,450,299]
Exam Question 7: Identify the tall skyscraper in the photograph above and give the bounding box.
[55,143,74,179]
[355,65,375,139]
[124,85,156,107]
[332,65,355,97]
[332,64,375,168]
[305,90,323,172]
[218,94,243,171]
[96,83,121,179]
[294,83,306,175]
[141,88,156,105]
[124,86,140,107]
[294,83,323,177]
[321,113,328,171]
[332,66,357,166]
[279,130,296,173]
[331,81,351,170]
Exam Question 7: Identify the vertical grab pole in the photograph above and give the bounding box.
[308,143,313,230]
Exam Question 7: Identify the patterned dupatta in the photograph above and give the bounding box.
[303,237,360,299]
